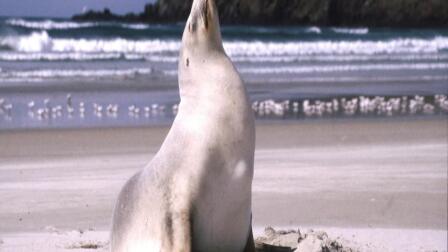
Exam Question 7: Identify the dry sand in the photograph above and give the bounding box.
[0,118,447,251]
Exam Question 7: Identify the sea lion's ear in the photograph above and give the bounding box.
[188,20,196,33]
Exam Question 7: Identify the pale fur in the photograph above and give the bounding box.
[110,0,255,251]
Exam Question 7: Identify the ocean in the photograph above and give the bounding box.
[0,17,447,130]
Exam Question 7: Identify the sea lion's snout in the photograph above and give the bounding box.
[183,0,223,52]
[188,0,215,32]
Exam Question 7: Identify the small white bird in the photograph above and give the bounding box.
[28,101,35,109]
[79,102,85,114]
[66,94,74,115]
[3,103,12,116]
[423,103,435,115]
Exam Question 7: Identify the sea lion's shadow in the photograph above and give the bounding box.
[255,242,293,252]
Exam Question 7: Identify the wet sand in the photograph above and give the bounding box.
[0,118,447,251]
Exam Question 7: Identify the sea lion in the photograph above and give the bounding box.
[110,0,255,251]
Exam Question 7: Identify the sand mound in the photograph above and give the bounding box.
[255,227,358,252]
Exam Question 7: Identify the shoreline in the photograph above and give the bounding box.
[1,116,446,154]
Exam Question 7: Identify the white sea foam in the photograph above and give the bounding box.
[0,52,125,61]
[163,62,448,77]
[1,51,447,63]
[232,54,448,63]
[332,28,369,35]
[1,32,448,60]
[5,31,447,55]
[121,24,150,30]
[223,37,448,56]
[5,18,155,31]
[5,19,96,30]
[51,38,180,54]
[0,31,180,53]
[252,75,448,84]
[7,32,53,52]
[0,68,153,80]
[305,26,322,34]
[239,63,448,74]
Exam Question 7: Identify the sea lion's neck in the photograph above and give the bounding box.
[178,0,239,103]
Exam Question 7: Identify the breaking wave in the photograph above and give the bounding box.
[239,63,448,74]
[5,19,96,30]
[305,26,322,34]
[0,68,153,82]
[1,31,447,56]
[2,52,447,63]
[4,18,153,30]
[332,28,369,35]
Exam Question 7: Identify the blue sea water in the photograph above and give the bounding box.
[0,17,447,130]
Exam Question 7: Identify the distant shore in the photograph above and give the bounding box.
[72,0,448,27]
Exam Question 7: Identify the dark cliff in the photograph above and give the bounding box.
[72,0,448,27]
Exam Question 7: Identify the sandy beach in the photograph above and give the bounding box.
[0,118,447,251]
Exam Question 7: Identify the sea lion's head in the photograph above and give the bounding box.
[178,0,226,98]
[181,0,224,55]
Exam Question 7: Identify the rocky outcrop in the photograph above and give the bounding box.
[73,8,139,22]
[327,0,448,27]
[72,0,448,27]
